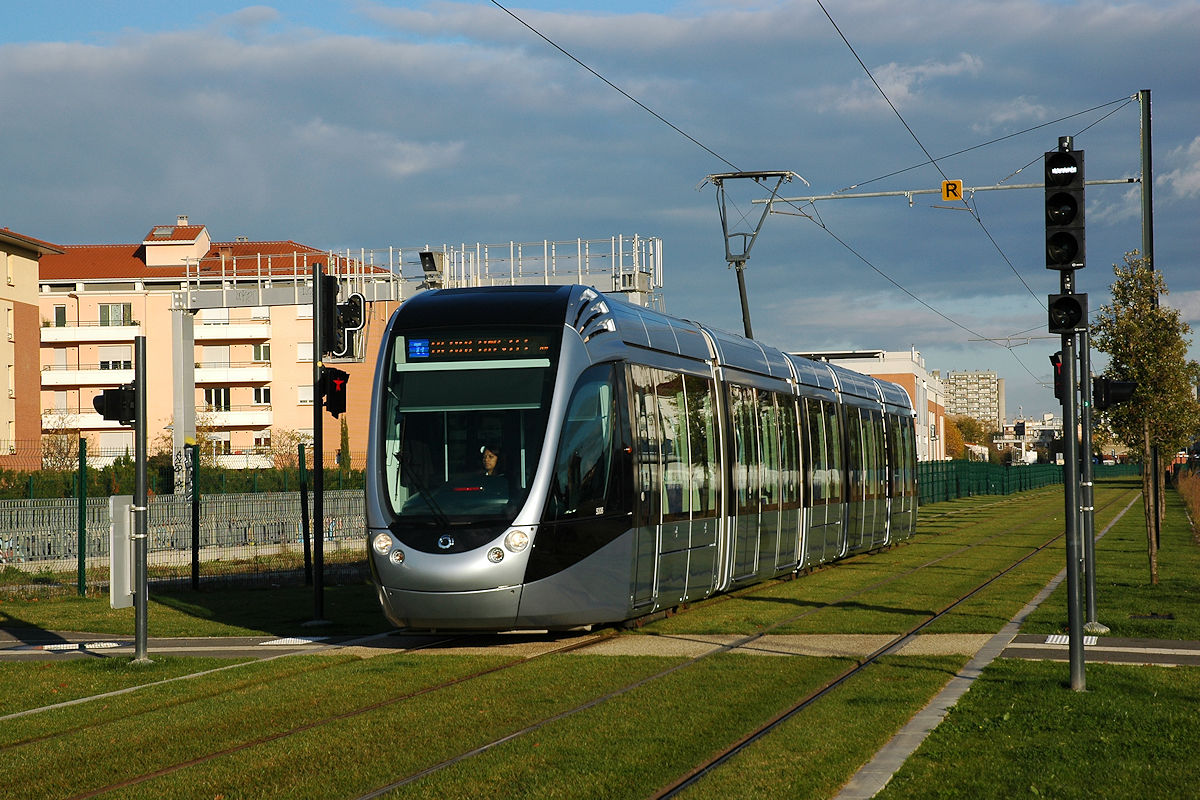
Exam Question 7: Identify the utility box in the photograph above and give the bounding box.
[110,495,133,609]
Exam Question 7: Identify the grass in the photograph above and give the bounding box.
[1021,479,1200,639]
[0,580,390,638]
[3,477,1199,800]
[877,660,1200,800]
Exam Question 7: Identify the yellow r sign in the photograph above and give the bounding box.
[941,180,963,202]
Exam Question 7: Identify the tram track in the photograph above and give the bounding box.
[9,486,1136,799]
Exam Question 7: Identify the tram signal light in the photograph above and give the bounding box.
[93,384,137,425]
[1044,147,1085,270]
[1048,293,1087,334]
[1093,377,1137,410]
[318,272,340,357]
[330,293,365,359]
[1050,352,1064,400]
[321,367,349,417]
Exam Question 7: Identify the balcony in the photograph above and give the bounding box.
[195,361,273,384]
[199,405,274,428]
[42,408,131,431]
[41,364,135,388]
[194,320,271,341]
[41,322,143,344]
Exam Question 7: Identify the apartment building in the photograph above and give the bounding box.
[37,218,664,469]
[37,216,394,466]
[944,369,1006,429]
[2,228,64,468]
[792,348,947,462]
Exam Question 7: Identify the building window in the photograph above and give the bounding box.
[254,433,271,450]
[204,387,231,412]
[299,385,314,406]
[298,342,313,363]
[298,303,313,320]
[98,345,132,370]
[253,342,271,362]
[54,305,67,327]
[99,303,133,327]
[253,386,271,405]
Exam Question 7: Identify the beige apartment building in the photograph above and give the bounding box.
[2,228,65,469]
[37,217,395,466]
[36,219,663,471]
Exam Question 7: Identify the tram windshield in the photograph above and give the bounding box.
[380,329,559,539]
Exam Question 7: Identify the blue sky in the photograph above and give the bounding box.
[4,1,1199,419]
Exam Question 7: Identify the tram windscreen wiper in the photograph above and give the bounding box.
[395,448,450,528]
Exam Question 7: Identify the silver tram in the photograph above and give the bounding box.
[366,285,918,630]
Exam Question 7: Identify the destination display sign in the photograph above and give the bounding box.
[406,331,555,362]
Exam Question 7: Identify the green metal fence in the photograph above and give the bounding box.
[917,460,1140,503]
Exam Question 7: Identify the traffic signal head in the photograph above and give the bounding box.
[321,367,349,417]
[329,293,365,359]
[1044,147,1085,270]
[1093,377,1137,410]
[318,271,340,357]
[93,385,137,425]
[1049,351,1064,400]
[1048,292,1087,334]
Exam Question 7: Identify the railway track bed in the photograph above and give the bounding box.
[2,483,1149,800]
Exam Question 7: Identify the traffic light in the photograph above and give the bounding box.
[93,385,137,425]
[1048,292,1087,334]
[329,293,365,359]
[1044,145,1085,270]
[321,366,349,417]
[1049,352,1064,400]
[1093,377,1137,410]
[318,271,340,357]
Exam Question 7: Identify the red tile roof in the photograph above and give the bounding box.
[0,227,65,256]
[39,240,331,282]
[143,224,207,243]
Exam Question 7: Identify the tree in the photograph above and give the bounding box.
[1091,252,1200,584]
[943,417,965,459]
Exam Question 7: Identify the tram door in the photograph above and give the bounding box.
[630,366,660,610]
[729,385,761,582]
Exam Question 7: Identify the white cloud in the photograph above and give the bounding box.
[821,52,984,114]
[292,119,465,179]
[1158,136,1200,199]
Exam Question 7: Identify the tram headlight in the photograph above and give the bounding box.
[372,533,394,556]
[487,547,505,563]
[504,530,530,552]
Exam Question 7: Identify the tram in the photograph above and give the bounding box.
[365,284,917,630]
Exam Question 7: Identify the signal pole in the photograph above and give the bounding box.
[1045,135,1088,691]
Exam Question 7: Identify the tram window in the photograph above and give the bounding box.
[806,398,828,505]
[656,372,689,520]
[732,385,760,515]
[759,392,781,512]
[824,402,844,504]
[846,410,864,503]
[547,364,622,519]
[684,375,718,517]
[780,397,801,510]
[382,360,553,523]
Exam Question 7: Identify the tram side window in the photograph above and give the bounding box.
[628,362,667,520]
[780,396,801,510]
[759,391,781,512]
[824,401,844,504]
[684,375,719,517]
[657,372,690,520]
[846,409,864,503]
[547,364,622,519]
[805,398,828,505]
[732,385,761,515]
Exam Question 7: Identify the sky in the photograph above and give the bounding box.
[4,0,1199,420]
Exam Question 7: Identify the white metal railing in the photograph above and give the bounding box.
[181,235,664,310]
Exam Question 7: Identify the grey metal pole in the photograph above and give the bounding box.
[734,260,754,339]
[77,437,87,597]
[1140,89,1162,550]
[133,335,150,663]
[1079,330,1108,634]
[1061,327,1085,691]
[312,266,326,621]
